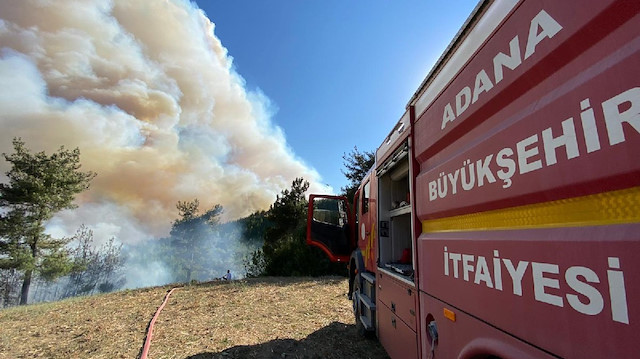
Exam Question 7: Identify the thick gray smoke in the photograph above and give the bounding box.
[0,0,330,247]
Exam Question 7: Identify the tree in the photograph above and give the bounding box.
[237,210,269,277]
[64,225,98,297]
[235,210,269,243]
[264,178,309,248]
[260,178,344,276]
[0,138,95,304]
[63,225,124,298]
[0,269,21,307]
[340,146,375,203]
[95,236,125,293]
[170,199,223,282]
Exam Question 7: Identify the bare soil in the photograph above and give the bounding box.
[0,277,389,359]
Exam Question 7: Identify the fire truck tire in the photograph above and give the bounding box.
[348,260,355,300]
[348,250,364,301]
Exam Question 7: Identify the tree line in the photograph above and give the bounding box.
[0,139,374,306]
[244,147,374,277]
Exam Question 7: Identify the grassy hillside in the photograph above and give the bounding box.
[0,277,389,359]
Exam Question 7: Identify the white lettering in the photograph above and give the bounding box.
[602,87,640,146]
[444,247,449,276]
[447,169,460,195]
[566,266,603,315]
[437,172,448,198]
[441,9,562,131]
[494,36,522,84]
[496,147,516,188]
[524,10,563,59]
[580,99,602,153]
[542,117,580,166]
[429,180,437,201]
[462,254,475,281]
[472,69,494,104]
[517,134,542,174]
[443,249,630,324]
[456,87,472,116]
[474,256,494,288]
[476,154,496,187]
[442,103,456,130]
[428,87,637,208]
[532,262,563,307]
[608,257,629,324]
[450,253,461,278]
[493,250,503,291]
[461,159,475,191]
[503,259,529,296]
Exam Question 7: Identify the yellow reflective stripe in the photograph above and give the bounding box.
[422,187,640,233]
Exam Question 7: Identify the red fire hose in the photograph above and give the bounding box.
[139,287,180,359]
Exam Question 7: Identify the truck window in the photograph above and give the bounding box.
[362,181,370,214]
[307,196,351,260]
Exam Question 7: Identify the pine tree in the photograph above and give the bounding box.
[0,138,95,304]
[170,199,223,282]
[340,146,375,203]
[260,178,344,276]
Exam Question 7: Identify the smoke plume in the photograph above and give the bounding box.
[0,0,329,245]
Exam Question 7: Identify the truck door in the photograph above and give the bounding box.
[306,195,354,262]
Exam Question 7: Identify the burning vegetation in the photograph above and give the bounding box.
[0,138,349,307]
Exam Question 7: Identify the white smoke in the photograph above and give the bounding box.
[0,0,330,244]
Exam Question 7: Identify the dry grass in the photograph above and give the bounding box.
[0,286,168,359]
[0,277,389,359]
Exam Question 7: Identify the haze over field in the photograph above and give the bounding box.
[0,0,330,246]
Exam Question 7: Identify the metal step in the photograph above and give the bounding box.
[359,315,374,331]
[355,271,377,334]
[361,272,376,285]
[359,291,376,311]
[361,272,376,302]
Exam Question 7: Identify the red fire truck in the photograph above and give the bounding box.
[306,0,639,358]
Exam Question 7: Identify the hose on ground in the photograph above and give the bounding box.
[139,287,180,359]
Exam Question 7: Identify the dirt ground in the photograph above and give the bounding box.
[0,277,389,359]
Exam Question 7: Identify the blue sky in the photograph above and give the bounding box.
[194,1,479,193]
